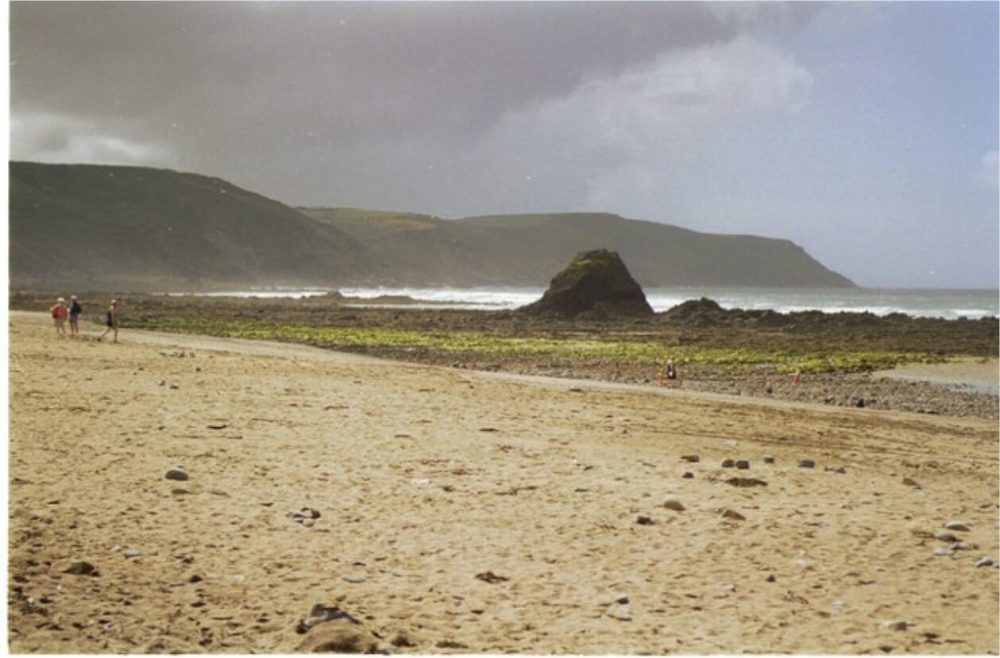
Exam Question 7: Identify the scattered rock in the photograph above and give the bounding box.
[765,574,776,583]
[725,477,768,488]
[681,472,694,479]
[975,557,995,568]
[475,570,509,584]
[721,459,736,468]
[950,541,970,551]
[165,468,189,481]
[613,594,630,604]
[206,423,228,430]
[663,499,685,511]
[62,560,99,577]
[342,574,367,584]
[881,620,909,631]
[606,604,632,621]
[636,514,655,525]
[933,531,959,543]
[681,455,700,463]
[122,549,142,559]
[721,509,746,521]
[902,477,920,487]
[944,520,970,532]
[735,460,750,470]
[799,459,815,468]
[825,466,847,474]
[296,604,363,634]
[290,508,322,524]
[763,456,775,464]
[391,632,415,648]
[933,547,954,557]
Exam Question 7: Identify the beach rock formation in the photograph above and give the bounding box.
[519,249,653,318]
[660,297,727,325]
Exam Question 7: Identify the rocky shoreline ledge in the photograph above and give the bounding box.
[11,290,998,419]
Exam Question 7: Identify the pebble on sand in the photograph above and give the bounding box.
[881,620,909,631]
[165,468,189,481]
[901,477,920,487]
[681,455,700,463]
[944,520,971,532]
[721,509,746,521]
[763,456,776,464]
[799,459,816,468]
[735,460,750,470]
[663,499,685,511]
[721,459,736,468]
[975,557,995,568]
[636,515,655,525]
[62,560,99,576]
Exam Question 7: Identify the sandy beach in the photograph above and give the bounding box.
[7,310,999,653]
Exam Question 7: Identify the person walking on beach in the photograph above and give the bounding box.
[98,299,119,343]
[68,294,83,337]
[49,297,69,337]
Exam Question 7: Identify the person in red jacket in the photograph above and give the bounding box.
[49,297,69,337]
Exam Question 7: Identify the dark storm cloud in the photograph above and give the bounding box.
[10,2,817,193]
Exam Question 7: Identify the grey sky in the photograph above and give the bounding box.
[9,2,999,288]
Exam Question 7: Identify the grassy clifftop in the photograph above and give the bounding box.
[9,162,854,290]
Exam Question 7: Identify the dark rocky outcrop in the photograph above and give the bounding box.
[519,249,653,318]
[660,297,727,325]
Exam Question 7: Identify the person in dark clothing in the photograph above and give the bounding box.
[68,294,83,337]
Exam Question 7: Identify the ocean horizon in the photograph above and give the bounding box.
[177,286,1000,320]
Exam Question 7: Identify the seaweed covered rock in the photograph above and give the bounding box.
[661,297,727,325]
[520,249,653,318]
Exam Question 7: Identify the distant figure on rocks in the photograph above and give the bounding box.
[792,369,802,387]
[664,356,679,387]
[98,299,119,343]
[68,294,83,337]
[50,297,69,337]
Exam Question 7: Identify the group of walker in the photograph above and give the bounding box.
[49,296,119,342]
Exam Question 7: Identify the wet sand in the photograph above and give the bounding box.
[875,359,999,396]
[7,311,999,653]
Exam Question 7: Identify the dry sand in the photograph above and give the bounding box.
[7,311,999,654]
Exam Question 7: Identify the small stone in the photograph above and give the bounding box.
[342,574,367,584]
[902,477,920,487]
[188,574,204,583]
[721,459,735,468]
[62,560,99,576]
[949,541,970,551]
[735,460,750,470]
[165,468,189,481]
[881,620,909,631]
[799,459,815,468]
[765,574,776,583]
[763,456,775,464]
[663,499,685,511]
[878,644,894,653]
[606,604,631,621]
[475,570,509,584]
[122,549,142,559]
[975,557,994,568]
[613,594,629,604]
[636,515,655,525]
[933,531,958,543]
[944,520,970,532]
[681,472,694,479]
[721,509,746,521]
[681,455,700,463]
[933,547,954,557]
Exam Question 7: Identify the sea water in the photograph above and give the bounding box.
[337,286,999,320]
[178,286,999,320]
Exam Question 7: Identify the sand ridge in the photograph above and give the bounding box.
[7,312,999,653]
